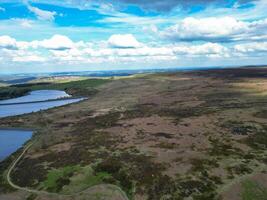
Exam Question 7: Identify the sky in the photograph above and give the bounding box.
[0,0,267,74]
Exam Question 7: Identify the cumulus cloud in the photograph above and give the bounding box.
[31,35,75,50]
[108,34,142,48]
[162,16,267,43]
[50,41,229,61]
[1,48,46,63]
[1,33,267,65]
[0,35,83,51]
[0,35,18,50]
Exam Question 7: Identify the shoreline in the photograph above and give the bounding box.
[0,97,85,106]
[0,127,34,132]
[0,91,86,165]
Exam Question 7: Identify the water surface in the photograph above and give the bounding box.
[0,129,32,161]
[0,90,84,161]
[0,90,70,104]
[0,98,83,118]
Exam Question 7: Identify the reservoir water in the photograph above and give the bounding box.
[0,129,32,161]
[0,90,84,161]
[0,90,70,105]
[0,98,83,118]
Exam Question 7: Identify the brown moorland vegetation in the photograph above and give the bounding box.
[0,67,267,200]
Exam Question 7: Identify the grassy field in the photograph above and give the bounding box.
[40,165,113,194]
[29,76,89,84]
[1,67,267,200]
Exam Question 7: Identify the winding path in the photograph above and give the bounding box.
[6,142,129,200]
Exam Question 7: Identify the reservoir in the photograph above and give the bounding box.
[0,90,84,161]
[0,129,32,161]
[0,98,83,118]
[0,90,84,118]
[0,90,70,105]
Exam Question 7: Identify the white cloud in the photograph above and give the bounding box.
[162,17,267,43]
[115,46,173,57]
[12,55,46,62]
[0,35,32,50]
[0,35,18,50]
[0,35,83,51]
[172,43,229,57]
[49,41,230,64]
[32,35,75,50]
[28,5,56,21]
[142,24,158,34]
[1,34,267,65]
[1,48,46,63]
[23,0,56,21]
[19,19,33,28]
[234,42,267,53]
[0,34,231,64]
[108,34,142,48]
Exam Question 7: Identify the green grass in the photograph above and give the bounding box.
[30,76,89,84]
[28,78,109,91]
[40,165,112,194]
[61,165,112,194]
[40,165,79,192]
[241,180,267,200]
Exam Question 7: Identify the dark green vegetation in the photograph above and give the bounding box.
[147,171,223,200]
[0,87,30,100]
[0,78,110,99]
[1,68,267,200]
[244,124,267,150]
[221,120,260,136]
[26,193,37,200]
[241,180,267,200]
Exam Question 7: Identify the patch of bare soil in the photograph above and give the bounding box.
[251,172,267,188]
[221,183,242,200]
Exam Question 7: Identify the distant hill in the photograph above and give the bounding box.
[0,77,36,85]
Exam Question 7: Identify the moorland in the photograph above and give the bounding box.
[0,67,267,200]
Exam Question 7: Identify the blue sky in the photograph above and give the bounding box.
[0,0,267,74]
